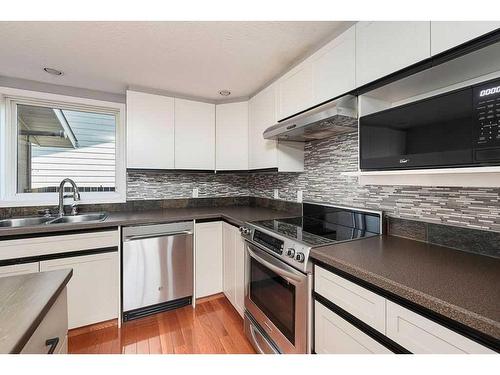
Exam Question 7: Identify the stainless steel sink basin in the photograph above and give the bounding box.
[0,216,56,227]
[47,212,108,224]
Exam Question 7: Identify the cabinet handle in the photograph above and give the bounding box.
[45,337,59,354]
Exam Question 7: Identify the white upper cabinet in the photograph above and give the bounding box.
[174,98,216,170]
[215,102,249,170]
[248,84,279,169]
[311,25,356,104]
[126,90,175,169]
[431,21,500,55]
[277,63,314,120]
[355,22,431,87]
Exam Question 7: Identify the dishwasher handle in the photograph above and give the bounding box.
[123,230,193,242]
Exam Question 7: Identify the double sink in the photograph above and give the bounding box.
[0,212,108,228]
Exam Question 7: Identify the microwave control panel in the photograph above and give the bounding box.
[474,79,500,148]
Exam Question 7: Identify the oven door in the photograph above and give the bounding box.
[245,241,310,354]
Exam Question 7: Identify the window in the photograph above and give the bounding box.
[0,87,126,206]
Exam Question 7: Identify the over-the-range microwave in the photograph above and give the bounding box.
[359,78,500,170]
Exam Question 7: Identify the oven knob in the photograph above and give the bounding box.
[239,227,251,235]
[285,248,295,258]
[295,252,305,263]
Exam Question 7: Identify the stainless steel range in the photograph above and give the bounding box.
[240,202,382,354]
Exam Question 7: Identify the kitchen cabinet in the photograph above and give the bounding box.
[21,288,68,354]
[314,265,495,354]
[248,84,279,170]
[277,63,313,121]
[195,221,223,298]
[222,222,245,316]
[248,84,304,172]
[40,252,119,329]
[355,21,431,87]
[126,90,175,169]
[431,21,500,55]
[175,98,216,170]
[386,301,494,354]
[311,25,356,104]
[314,301,392,354]
[215,102,249,170]
[314,265,386,333]
[0,262,39,277]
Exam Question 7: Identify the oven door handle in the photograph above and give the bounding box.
[247,246,304,284]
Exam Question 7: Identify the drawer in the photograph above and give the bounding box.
[314,301,392,354]
[21,288,68,354]
[0,229,119,261]
[314,265,386,333]
[386,301,495,354]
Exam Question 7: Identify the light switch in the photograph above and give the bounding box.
[192,188,199,198]
[273,189,279,199]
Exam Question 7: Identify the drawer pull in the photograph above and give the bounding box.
[45,337,60,354]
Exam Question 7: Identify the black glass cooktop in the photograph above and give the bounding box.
[251,216,379,247]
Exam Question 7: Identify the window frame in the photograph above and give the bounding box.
[0,87,126,207]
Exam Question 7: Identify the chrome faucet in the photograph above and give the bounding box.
[58,178,81,217]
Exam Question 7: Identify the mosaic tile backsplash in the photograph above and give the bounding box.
[248,133,500,233]
[127,171,250,199]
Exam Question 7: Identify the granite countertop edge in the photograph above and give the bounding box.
[310,249,500,343]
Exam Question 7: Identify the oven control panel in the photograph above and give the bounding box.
[240,225,311,273]
[253,229,284,255]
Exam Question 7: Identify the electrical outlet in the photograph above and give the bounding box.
[297,190,303,203]
[192,188,199,198]
[273,189,279,199]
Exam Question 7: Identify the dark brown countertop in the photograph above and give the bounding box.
[0,205,298,237]
[311,235,500,343]
[0,269,72,353]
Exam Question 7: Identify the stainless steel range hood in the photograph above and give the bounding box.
[263,95,358,142]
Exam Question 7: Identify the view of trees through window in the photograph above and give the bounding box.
[16,104,117,193]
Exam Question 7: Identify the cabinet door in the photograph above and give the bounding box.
[195,221,223,298]
[233,231,246,317]
[40,252,119,329]
[126,90,175,169]
[314,266,386,333]
[386,301,494,354]
[0,262,39,277]
[248,84,278,169]
[431,21,500,55]
[175,98,216,170]
[356,21,431,87]
[312,25,356,104]
[216,102,249,170]
[222,222,236,303]
[314,301,392,354]
[277,63,314,120]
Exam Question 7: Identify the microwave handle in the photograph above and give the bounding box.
[247,245,304,284]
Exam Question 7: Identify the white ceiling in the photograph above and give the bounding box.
[0,21,352,102]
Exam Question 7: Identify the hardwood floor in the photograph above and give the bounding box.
[68,295,256,354]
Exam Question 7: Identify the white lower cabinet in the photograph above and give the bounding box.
[314,301,392,354]
[0,262,39,277]
[39,252,119,329]
[314,266,495,354]
[195,221,223,298]
[222,222,245,316]
[314,265,386,333]
[386,301,495,354]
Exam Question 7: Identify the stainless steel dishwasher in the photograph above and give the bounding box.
[122,221,193,321]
